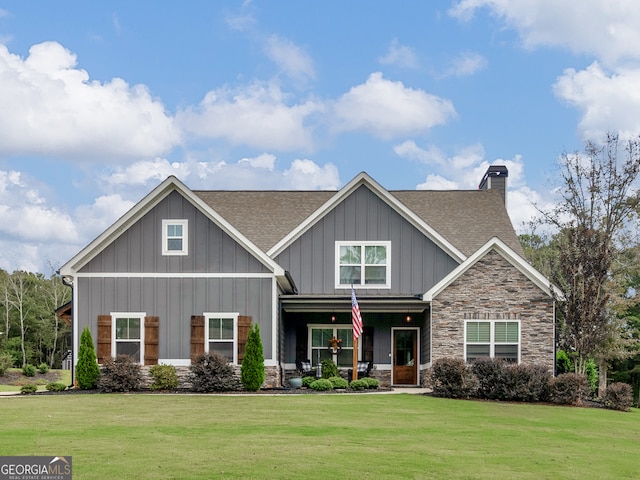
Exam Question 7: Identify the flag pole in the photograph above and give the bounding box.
[352,336,358,382]
[351,286,363,382]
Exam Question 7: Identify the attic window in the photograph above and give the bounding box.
[335,241,391,288]
[162,219,188,256]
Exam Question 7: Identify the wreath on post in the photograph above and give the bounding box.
[328,336,343,355]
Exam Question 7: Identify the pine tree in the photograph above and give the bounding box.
[76,326,100,389]
[240,323,265,391]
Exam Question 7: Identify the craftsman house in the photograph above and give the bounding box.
[59,166,558,387]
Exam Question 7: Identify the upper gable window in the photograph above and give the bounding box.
[162,219,188,256]
[336,241,391,288]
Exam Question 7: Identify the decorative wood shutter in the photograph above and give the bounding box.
[190,315,205,363]
[237,316,252,364]
[144,316,159,366]
[97,315,112,364]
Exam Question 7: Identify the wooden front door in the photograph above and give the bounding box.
[393,329,418,385]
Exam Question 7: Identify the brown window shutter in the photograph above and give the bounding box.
[144,316,159,366]
[237,316,252,363]
[97,315,112,364]
[190,315,205,363]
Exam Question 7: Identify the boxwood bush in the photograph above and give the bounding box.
[22,364,37,377]
[149,364,179,391]
[46,382,67,392]
[20,384,37,395]
[328,376,349,389]
[38,363,49,374]
[302,376,316,387]
[362,377,379,389]
[349,379,368,391]
[310,378,333,391]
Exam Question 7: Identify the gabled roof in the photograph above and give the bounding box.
[59,176,285,278]
[423,237,562,301]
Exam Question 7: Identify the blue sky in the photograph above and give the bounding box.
[1,1,639,274]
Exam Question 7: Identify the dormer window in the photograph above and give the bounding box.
[162,219,188,256]
[335,241,391,288]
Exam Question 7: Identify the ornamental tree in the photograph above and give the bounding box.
[240,324,265,391]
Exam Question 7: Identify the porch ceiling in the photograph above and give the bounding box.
[280,295,428,313]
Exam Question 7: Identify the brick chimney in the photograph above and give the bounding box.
[479,165,508,206]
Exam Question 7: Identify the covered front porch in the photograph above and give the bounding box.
[280,295,430,387]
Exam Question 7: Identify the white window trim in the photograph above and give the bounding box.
[335,241,391,289]
[204,312,239,365]
[162,219,189,256]
[111,312,145,364]
[307,324,361,367]
[464,319,521,363]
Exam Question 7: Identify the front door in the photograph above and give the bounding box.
[393,329,418,385]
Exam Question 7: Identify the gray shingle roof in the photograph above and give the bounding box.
[193,186,524,259]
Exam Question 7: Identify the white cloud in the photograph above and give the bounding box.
[74,194,135,243]
[105,159,188,187]
[0,42,180,161]
[238,153,276,170]
[441,51,487,77]
[177,81,323,151]
[417,175,459,190]
[554,62,640,140]
[264,34,316,82]
[394,141,446,165]
[282,159,340,189]
[379,39,418,69]
[332,72,456,138]
[449,0,640,67]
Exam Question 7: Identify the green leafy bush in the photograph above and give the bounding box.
[0,353,14,376]
[241,324,265,391]
[556,349,573,375]
[321,359,339,379]
[149,364,179,391]
[363,377,379,389]
[328,376,349,389]
[37,363,49,374]
[20,384,37,395]
[302,376,316,387]
[585,358,598,395]
[602,382,633,412]
[45,382,67,392]
[550,373,589,405]
[98,355,142,393]
[76,326,100,390]
[190,352,241,393]
[431,358,478,399]
[22,364,37,377]
[310,378,333,391]
[349,379,367,391]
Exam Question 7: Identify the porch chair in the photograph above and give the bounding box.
[296,359,314,377]
[348,361,372,380]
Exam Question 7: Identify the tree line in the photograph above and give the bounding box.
[0,269,71,369]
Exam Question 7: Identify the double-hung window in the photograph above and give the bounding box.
[309,325,356,368]
[336,241,390,288]
[205,313,238,363]
[112,313,145,363]
[162,219,188,255]
[465,320,520,363]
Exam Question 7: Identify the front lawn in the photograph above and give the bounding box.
[1,394,638,479]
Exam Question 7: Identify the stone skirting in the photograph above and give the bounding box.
[138,364,281,390]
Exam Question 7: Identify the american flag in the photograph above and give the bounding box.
[351,287,363,340]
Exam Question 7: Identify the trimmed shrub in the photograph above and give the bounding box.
[602,382,633,412]
[302,376,316,388]
[362,377,380,389]
[556,349,573,375]
[241,324,265,391]
[349,379,368,391]
[550,373,589,405]
[20,384,37,395]
[328,376,349,389]
[76,326,100,390]
[431,358,478,399]
[37,363,49,374]
[585,358,598,395]
[310,378,333,391]
[149,364,179,391]
[472,358,508,400]
[0,352,14,375]
[98,355,142,393]
[22,364,37,377]
[508,364,552,402]
[190,352,241,393]
[46,382,67,392]
[321,359,339,379]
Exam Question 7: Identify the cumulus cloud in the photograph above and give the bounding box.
[0,42,180,161]
[264,34,316,82]
[105,159,188,187]
[379,39,419,69]
[177,81,323,151]
[332,72,456,138]
[449,0,640,67]
[282,159,340,189]
[441,51,488,77]
[554,62,640,140]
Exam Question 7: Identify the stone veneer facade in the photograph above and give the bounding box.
[429,250,555,375]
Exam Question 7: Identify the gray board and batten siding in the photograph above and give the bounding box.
[274,184,460,295]
[75,190,276,360]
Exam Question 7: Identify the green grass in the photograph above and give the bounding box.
[0,368,71,391]
[0,394,638,479]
